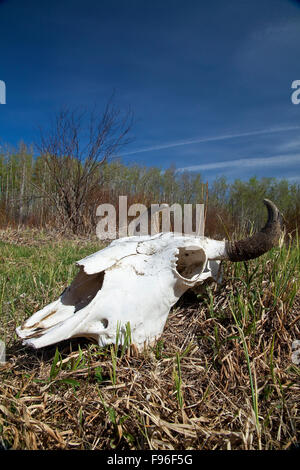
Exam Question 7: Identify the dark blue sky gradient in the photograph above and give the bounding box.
[0,0,300,182]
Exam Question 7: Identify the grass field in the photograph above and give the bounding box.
[0,228,299,450]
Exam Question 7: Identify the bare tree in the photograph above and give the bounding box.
[36,98,133,233]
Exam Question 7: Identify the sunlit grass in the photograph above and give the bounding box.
[0,232,299,450]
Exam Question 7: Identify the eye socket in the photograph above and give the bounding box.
[175,246,206,281]
[101,318,109,329]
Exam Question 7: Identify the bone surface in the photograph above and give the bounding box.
[16,199,283,351]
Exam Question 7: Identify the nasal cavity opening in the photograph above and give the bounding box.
[175,246,206,281]
[101,318,109,329]
[62,268,105,312]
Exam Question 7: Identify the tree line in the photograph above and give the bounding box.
[0,105,299,238]
[0,142,299,238]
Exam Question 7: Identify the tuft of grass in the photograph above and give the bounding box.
[173,352,184,409]
[0,229,299,450]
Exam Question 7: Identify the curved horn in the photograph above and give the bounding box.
[225,199,283,262]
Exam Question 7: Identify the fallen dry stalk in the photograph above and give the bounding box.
[0,232,299,450]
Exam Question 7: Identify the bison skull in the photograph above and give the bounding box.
[16,199,283,351]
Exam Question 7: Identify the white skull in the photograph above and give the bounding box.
[16,199,282,351]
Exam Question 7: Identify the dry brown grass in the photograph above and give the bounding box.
[0,230,299,450]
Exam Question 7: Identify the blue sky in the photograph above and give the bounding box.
[0,0,300,183]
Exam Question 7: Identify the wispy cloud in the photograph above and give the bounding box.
[278,137,300,152]
[285,175,300,183]
[121,125,300,156]
[176,153,300,173]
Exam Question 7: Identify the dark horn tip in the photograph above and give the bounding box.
[226,199,284,262]
[262,198,284,232]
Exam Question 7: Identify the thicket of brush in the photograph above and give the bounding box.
[0,142,300,237]
[0,107,299,449]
